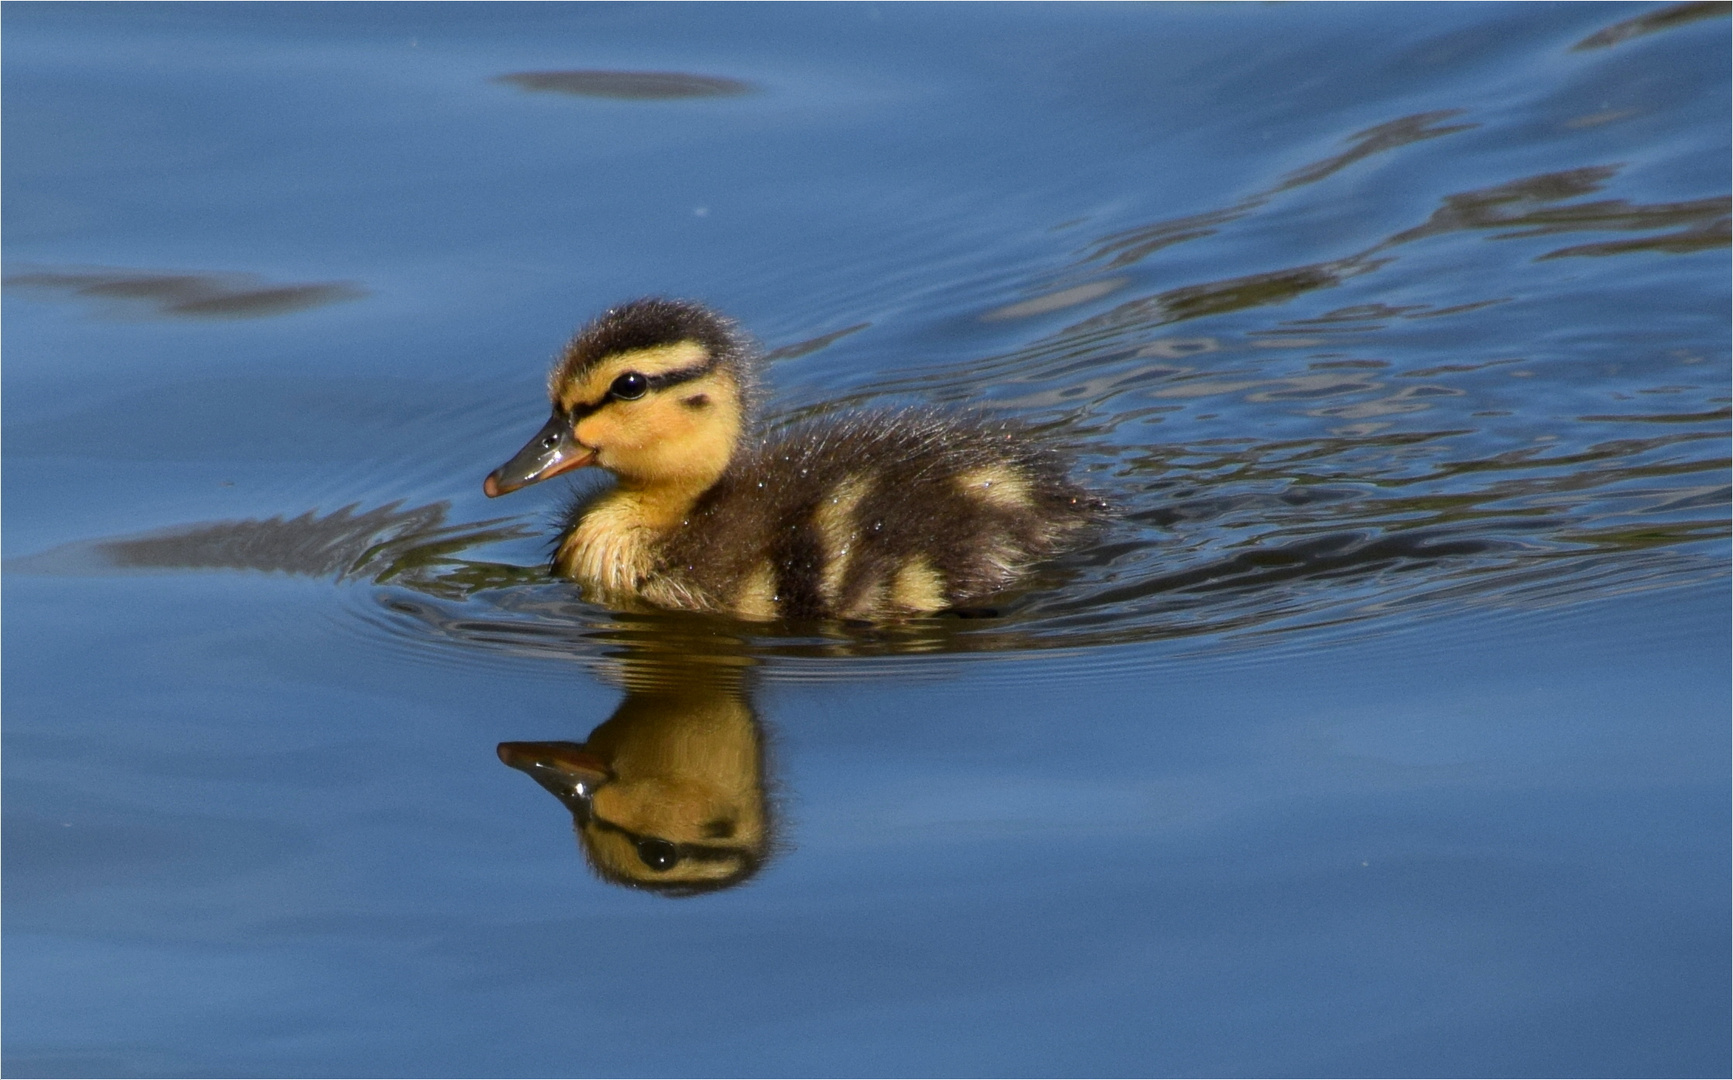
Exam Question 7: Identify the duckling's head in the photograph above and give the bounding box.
[485,298,754,498]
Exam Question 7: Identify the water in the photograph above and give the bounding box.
[4,4,1728,1076]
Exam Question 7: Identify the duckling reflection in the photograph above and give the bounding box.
[498,657,769,894]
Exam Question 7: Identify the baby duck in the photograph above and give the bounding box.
[484,298,1103,620]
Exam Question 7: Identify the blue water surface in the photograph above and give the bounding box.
[5,3,1729,1077]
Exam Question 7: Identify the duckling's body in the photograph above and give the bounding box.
[559,409,1095,620]
[486,299,1103,621]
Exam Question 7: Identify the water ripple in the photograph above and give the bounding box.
[10,43,1726,684]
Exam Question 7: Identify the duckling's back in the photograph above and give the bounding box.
[654,410,1105,621]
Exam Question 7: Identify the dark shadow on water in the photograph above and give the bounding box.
[1571,0,1730,51]
[763,322,872,362]
[3,267,366,319]
[494,70,754,100]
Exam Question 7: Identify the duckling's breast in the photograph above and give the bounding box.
[554,501,652,598]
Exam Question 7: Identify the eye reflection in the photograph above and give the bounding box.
[498,647,772,896]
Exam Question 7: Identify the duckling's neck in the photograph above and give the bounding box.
[621,475,714,529]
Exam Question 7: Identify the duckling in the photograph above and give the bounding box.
[497,662,768,895]
[484,298,1104,620]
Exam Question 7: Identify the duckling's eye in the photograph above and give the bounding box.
[610,372,649,401]
[635,837,680,871]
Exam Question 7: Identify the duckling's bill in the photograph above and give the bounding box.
[484,413,596,497]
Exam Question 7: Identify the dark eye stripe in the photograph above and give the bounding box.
[566,362,712,419]
[640,363,711,392]
[586,811,747,864]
